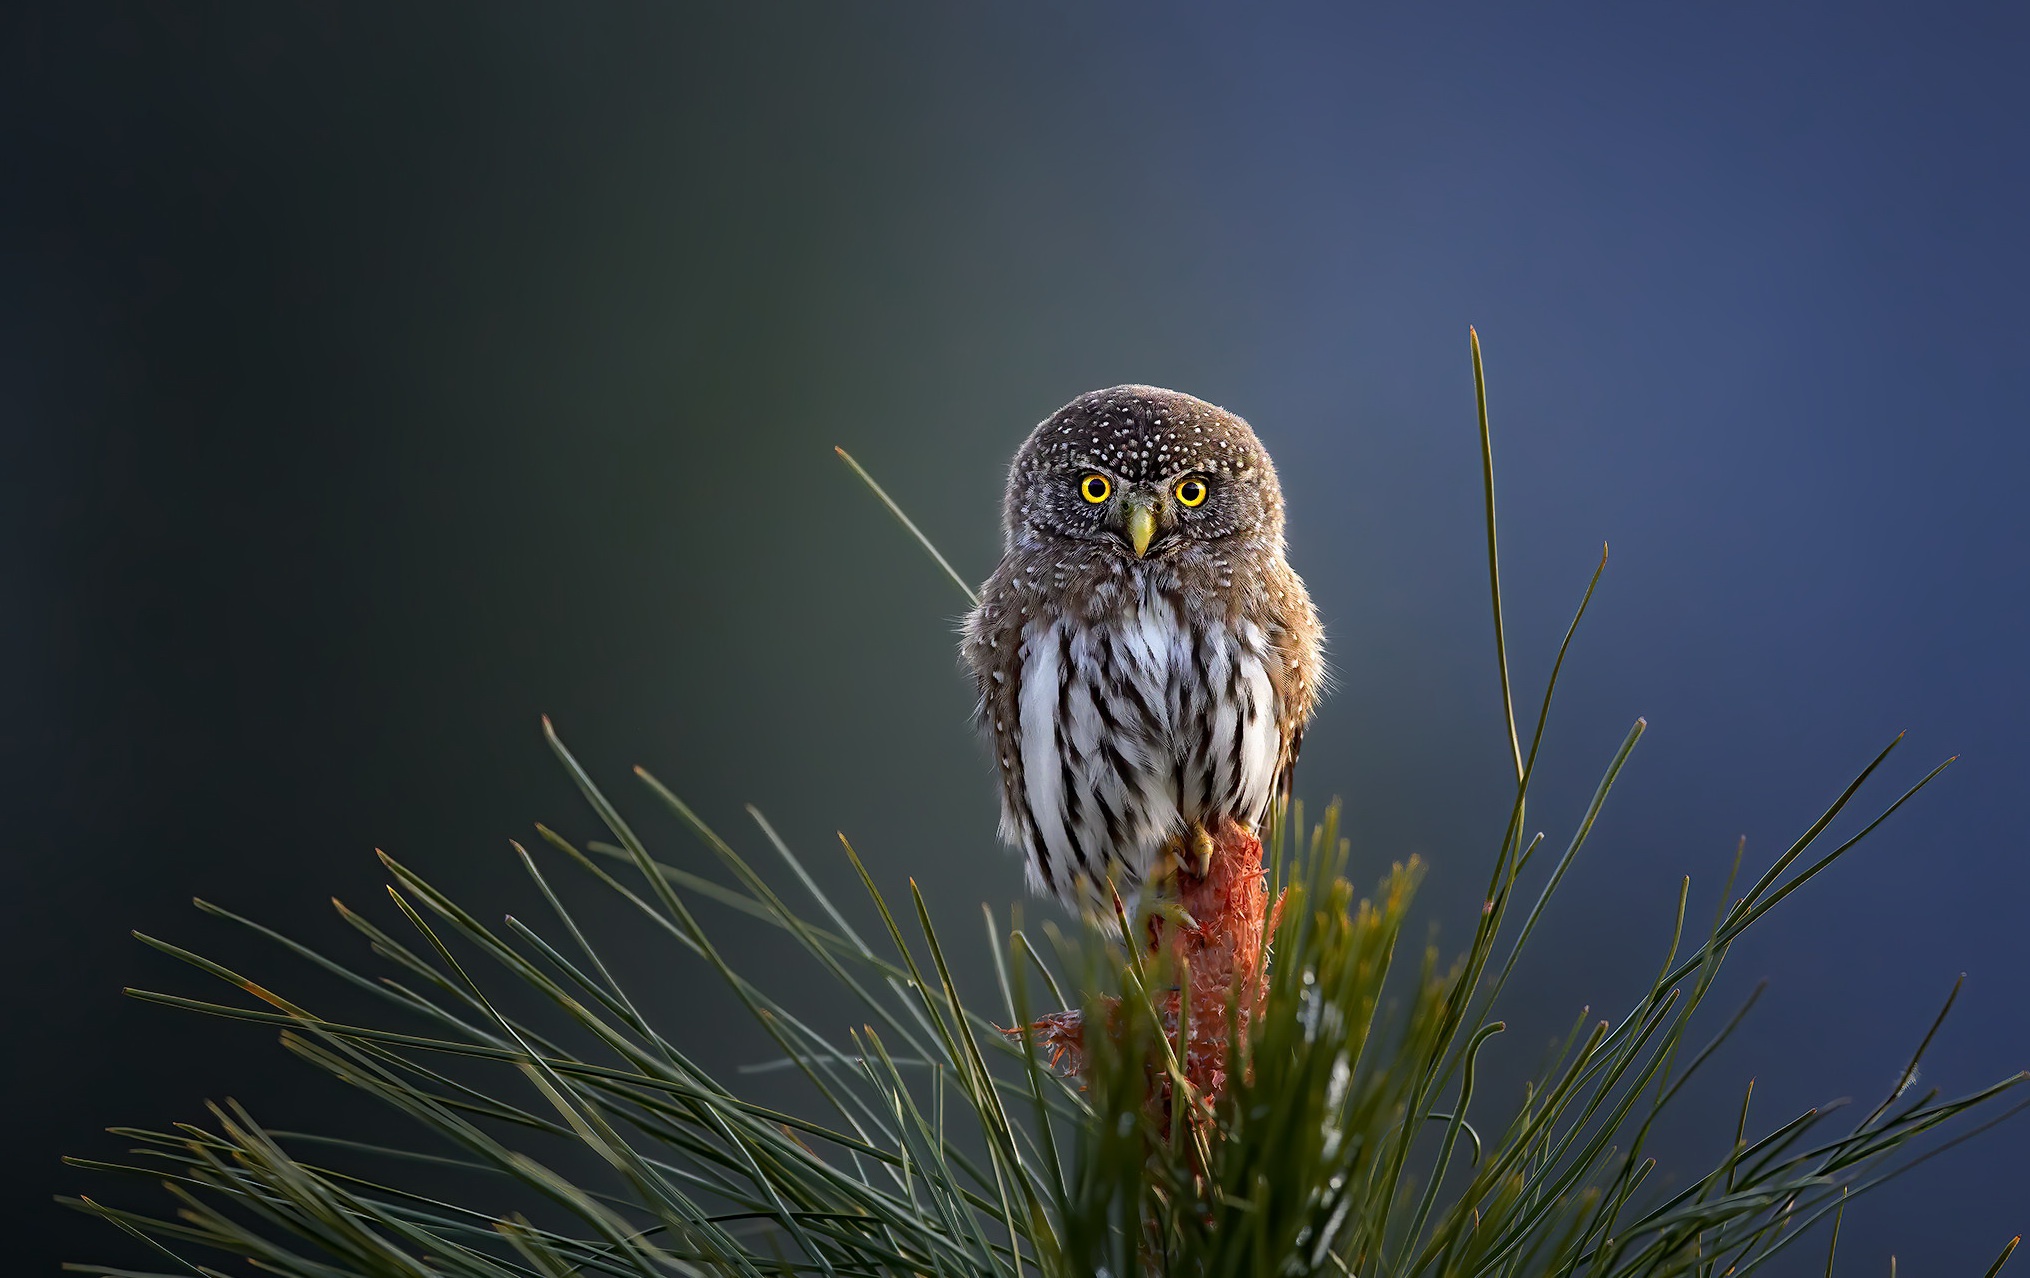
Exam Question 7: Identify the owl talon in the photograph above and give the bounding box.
[1160,824,1217,880]
[1149,901,1201,934]
[1156,832,1185,880]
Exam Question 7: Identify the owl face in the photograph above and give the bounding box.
[1004,385,1283,560]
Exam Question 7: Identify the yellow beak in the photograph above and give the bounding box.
[1126,501,1157,558]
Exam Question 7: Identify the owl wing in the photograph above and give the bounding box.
[961,572,1053,891]
[1261,565,1324,824]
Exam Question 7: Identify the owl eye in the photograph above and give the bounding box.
[1079,474,1111,504]
[1174,477,1208,507]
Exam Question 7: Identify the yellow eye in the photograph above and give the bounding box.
[1175,477,1208,507]
[1079,473,1111,503]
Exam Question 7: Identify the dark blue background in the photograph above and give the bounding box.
[7,4,2025,1271]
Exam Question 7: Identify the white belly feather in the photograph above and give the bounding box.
[1009,596,1280,906]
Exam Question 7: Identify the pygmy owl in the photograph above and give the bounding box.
[961,386,1323,918]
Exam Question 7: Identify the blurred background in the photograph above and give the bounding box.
[6,3,2027,1271]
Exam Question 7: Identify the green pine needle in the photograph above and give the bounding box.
[62,339,2026,1277]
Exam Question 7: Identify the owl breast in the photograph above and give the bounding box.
[1006,592,1281,911]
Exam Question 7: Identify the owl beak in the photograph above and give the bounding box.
[1125,500,1158,558]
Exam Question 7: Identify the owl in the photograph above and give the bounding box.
[961,386,1323,918]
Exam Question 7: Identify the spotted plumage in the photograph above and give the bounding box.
[961,385,1323,918]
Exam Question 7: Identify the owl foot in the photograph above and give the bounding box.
[1158,822,1218,881]
[1146,900,1202,935]
[1186,822,1216,879]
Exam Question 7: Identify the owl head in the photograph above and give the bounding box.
[1002,385,1284,559]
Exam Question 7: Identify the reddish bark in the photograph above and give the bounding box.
[1013,817,1281,1126]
